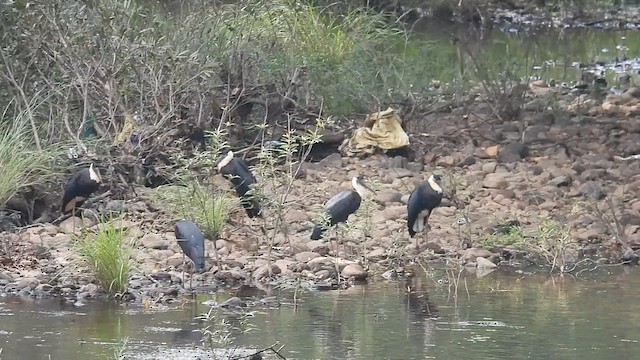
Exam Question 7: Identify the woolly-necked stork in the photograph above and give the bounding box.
[311,176,374,240]
[175,220,206,287]
[407,174,443,249]
[61,163,102,214]
[217,150,262,218]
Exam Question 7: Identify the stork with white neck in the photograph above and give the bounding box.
[311,176,375,240]
[217,150,262,218]
[61,163,103,215]
[407,174,443,251]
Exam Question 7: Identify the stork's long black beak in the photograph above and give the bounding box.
[359,178,376,195]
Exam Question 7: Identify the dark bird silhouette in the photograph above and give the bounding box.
[61,163,102,214]
[217,150,261,218]
[175,220,206,272]
[407,174,443,239]
[311,176,374,240]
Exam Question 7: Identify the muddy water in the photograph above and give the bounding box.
[1,267,640,359]
[407,22,640,88]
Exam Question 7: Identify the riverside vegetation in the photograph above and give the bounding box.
[0,0,639,310]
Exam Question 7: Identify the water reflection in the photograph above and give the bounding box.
[2,268,640,359]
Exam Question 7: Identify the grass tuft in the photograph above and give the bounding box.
[0,107,61,207]
[75,220,133,296]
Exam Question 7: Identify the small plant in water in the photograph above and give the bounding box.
[111,337,129,360]
[74,219,134,296]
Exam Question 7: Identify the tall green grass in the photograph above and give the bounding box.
[151,180,234,240]
[75,220,133,295]
[0,106,60,207]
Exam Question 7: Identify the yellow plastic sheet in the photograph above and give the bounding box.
[341,107,409,156]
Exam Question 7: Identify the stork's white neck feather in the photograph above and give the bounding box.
[217,151,234,170]
[428,175,442,194]
[89,164,102,183]
[352,177,370,198]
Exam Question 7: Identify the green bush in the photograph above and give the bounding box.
[0,109,61,207]
[75,220,134,295]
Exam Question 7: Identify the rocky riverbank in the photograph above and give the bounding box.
[2,80,640,305]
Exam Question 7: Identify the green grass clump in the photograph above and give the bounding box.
[151,180,234,240]
[479,226,526,249]
[75,221,133,295]
[0,109,59,207]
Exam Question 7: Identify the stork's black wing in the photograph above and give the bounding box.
[175,220,205,270]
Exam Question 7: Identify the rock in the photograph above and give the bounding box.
[220,297,247,308]
[295,251,320,262]
[59,217,92,233]
[578,181,605,200]
[457,156,476,167]
[482,162,498,173]
[389,156,408,169]
[581,168,607,181]
[549,175,572,187]
[461,248,494,262]
[485,145,500,158]
[498,142,529,163]
[307,257,335,272]
[366,248,386,261]
[104,200,126,213]
[476,257,497,269]
[375,191,403,204]
[306,241,330,255]
[274,259,295,274]
[141,233,168,250]
[482,173,508,189]
[340,264,368,281]
[389,168,415,179]
[319,153,343,168]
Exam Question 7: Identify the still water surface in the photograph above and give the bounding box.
[1,267,639,359]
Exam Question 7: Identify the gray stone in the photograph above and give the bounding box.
[319,153,343,168]
[389,168,415,179]
[498,142,529,163]
[578,181,605,200]
[295,251,320,262]
[457,156,476,167]
[375,191,403,204]
[340,264,368,281]
[476,257,497,269]
[141,233,168,250]
[483,173,508,189]
[549,175,572,187]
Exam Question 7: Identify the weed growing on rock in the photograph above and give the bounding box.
[74,219,134,296]
[534,215,577,273]
[480,226,525,249]
[253,116,324,275]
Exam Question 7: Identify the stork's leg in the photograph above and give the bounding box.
[189,263,194,290]
[181,253,186,288]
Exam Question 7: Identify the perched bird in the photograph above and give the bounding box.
[61,163,102,214]
[175,220,206,272]
[311,176,374,240]
[407,174,443,239]
[217,150,262,218]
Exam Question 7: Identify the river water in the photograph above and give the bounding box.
[1,266,639,359]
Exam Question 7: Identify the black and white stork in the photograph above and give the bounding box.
[61,163,102,215]
[311,176,374,240]
[175,220,206,272]
[217,150,262,218]
[407,174,443,249]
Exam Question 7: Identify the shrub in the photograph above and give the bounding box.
[75,220,134,295]
[0,107,62,207]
